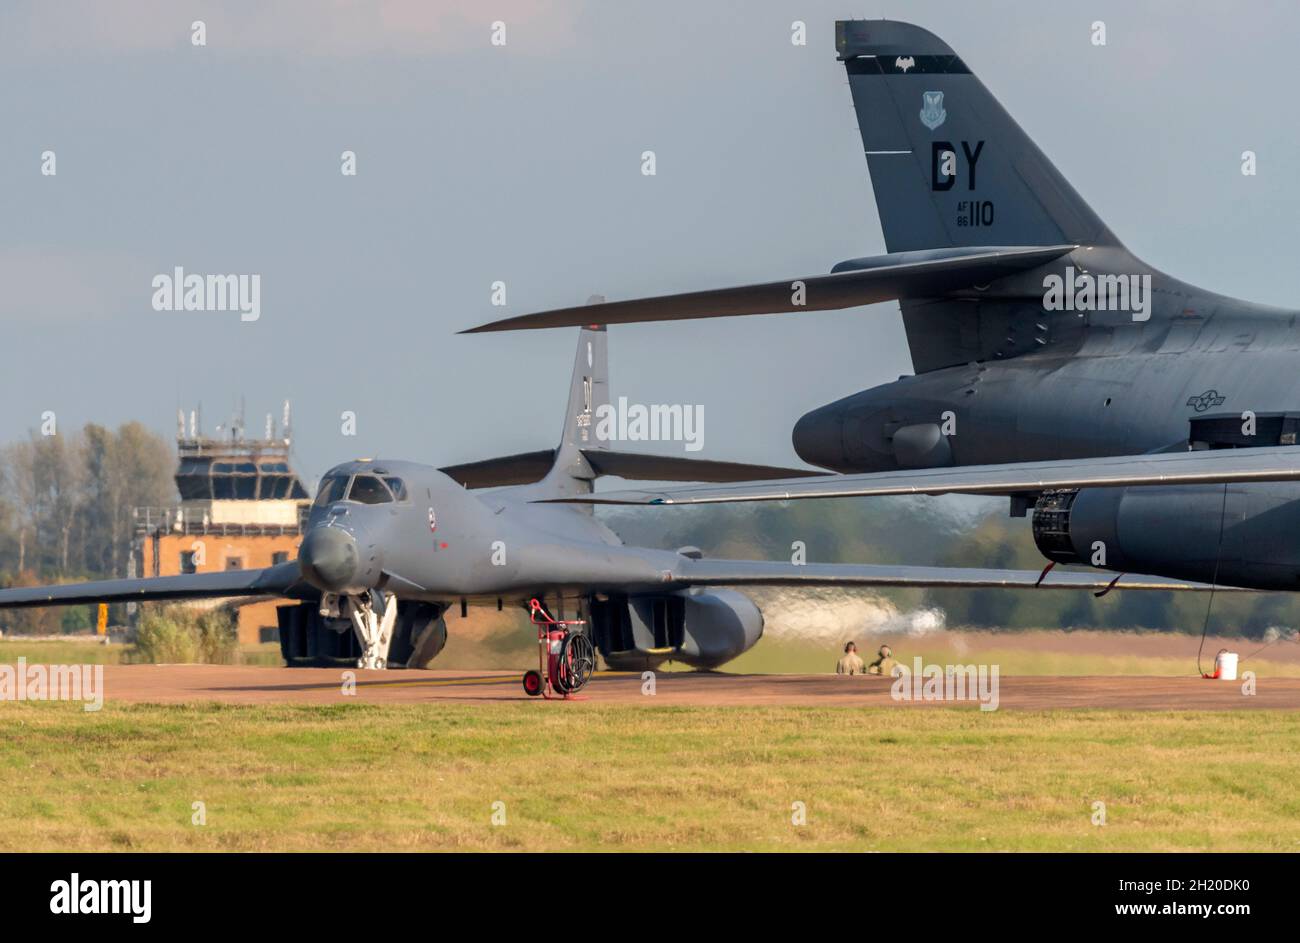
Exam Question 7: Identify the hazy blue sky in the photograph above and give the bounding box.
[2,0,1297,488]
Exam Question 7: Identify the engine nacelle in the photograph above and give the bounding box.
[1031,483,1300,591]
[793,391,954,473]
[588,588,764,670]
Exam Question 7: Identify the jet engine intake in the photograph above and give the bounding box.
[1031,483,1300,591]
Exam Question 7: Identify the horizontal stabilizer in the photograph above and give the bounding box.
[538,445,1300,506]
[462,245,1074,333]
[441,449,820,489]
[0,562,306,610]
[440,450,558,489]
[584,451,823,483]
[675,558,1247,593]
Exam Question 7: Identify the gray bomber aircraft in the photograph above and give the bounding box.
[467,20,1300,595]
[0,328,1227,677]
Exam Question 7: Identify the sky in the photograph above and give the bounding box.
[2,0,1298,490]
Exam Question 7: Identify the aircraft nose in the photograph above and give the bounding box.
[298,526,359,592]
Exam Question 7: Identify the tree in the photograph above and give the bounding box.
[3,439,39,574]
[80,422,174,579]
[27,430,87,574]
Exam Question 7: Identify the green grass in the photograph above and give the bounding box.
[0,638,127,664]
[2,701,1298,851]
[0,639,282,667]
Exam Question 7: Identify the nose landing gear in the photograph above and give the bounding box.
[322,591,398,669]
[523,598,596,699]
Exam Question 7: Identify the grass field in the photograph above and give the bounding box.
[0,638,282,667]
[2,701,1299,851]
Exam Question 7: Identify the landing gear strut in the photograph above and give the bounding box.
[322,591,398,670]
[523,598,596,699]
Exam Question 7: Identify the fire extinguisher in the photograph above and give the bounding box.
[523,597,595,697]
[546,627,569,685]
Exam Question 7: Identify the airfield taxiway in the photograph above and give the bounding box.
[93,665,1300,710]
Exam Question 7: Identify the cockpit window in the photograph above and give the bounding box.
[383,477,408,501]
[314,475,350,507]
[348,474,393,504]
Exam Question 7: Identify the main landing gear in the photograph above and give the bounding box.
[522,597,596,699]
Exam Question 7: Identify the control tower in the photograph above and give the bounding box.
[134,402,310,644]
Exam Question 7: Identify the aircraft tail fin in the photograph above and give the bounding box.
[482,326,817,499]
[466,21,1145,374]
[838,19,1118,254]
[539,324,610,497]
[838,20,1140,372]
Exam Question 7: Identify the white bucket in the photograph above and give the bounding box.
[1216,651,1239,681]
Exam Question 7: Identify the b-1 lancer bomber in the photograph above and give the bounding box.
[0,330,1224,683]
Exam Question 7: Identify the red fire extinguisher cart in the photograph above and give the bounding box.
[522,597,597,699]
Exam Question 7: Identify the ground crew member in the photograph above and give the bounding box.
[867,644,897,676]
[836,641,865,675]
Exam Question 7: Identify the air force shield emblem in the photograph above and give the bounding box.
[920,90,947,130]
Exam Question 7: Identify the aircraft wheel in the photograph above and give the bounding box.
[522,670,543,697]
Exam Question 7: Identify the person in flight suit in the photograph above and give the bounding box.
[836,641,866,675]
[867,644,898,676]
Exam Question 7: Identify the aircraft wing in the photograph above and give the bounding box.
[539,445,1300,505]
[461,245,1073,333]
[0,562,309,610]
[674,559,1244,592]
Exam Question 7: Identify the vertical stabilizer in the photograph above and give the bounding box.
[836,20,1137,372]
[538,324,609,497]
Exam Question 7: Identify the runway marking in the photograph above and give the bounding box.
[369,670,629,689]
[285,670,631,693]
[368,675,513,689]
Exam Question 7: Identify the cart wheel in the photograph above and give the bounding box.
[553,633,596,694]
[522,670,543,697]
